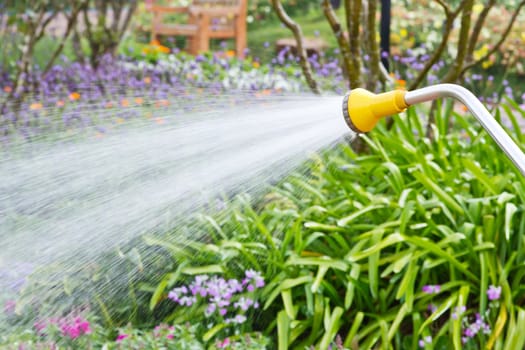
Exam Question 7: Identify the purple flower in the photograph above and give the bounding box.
[234,314,247,323]
[206,303,217,316]
[228,278,243,292]
[422,285,441,294]
[244,269,265,289]
[451,305,466,320]
[487,285,501,301]
[234,297,254,311]
[178,296,197,306]
[418,336,432,348]
[464,328,475,338]
[427,303,437,313]
[462,313,491,342]
[225,314,247,324]
[168,286,189,302]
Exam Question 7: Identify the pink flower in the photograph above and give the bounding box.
[217,337,231,348]
[78,321,91,334]
[34,320,47,335]
[59,316,92,339]
[3,300,16,315]
[116,334,129,342]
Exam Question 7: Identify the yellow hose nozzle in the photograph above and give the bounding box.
[342,88,409,133]
[341,84,525,177]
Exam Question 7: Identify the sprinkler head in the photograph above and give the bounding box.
[342,88,409,133]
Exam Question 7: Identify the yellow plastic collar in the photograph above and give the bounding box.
[345,89,409,133]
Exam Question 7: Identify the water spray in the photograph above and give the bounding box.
[342,83,525,177]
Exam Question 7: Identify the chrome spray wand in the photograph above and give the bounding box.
[342,84,525,177]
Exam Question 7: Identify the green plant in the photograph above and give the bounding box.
[109,323,269,350]
[109,323,205,349]
[146,99,525,349]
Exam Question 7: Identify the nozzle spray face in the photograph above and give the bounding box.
[342,91,360,133]
[342,88,409,133]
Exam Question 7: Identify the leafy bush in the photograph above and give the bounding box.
[145,100,525,349]
[4,92,525,349]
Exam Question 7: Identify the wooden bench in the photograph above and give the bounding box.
[275,37,328,57]
[146,0,247,58]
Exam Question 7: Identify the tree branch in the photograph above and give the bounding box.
[270,0,320,94]
[408,6,458,90]
[43,1,86,75]
[433,0,450,15]
[366,0,381,90]
[322,0,352,87]
[466,0,495,62]
[461,0,525,75]
[441,0,473,83]
[349,0,362,88]
[117,1,138,42]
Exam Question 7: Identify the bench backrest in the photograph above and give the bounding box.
[193,0,242,5]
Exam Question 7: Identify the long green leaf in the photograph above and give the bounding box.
[337,204,386,227]
[504,202,518,241]
[412,171,464,215]
[418,293,457,334]
[181,265,223,275]
[345,264,361,309]
[388,303,409,341]
[403,235,478,281]
[263,276,313,310]
[277,311,290,350]
[287,256,348,271]
[462,158,498,194]
[281,289,296,320]
[347,233,404,262]
[343,311,364,348]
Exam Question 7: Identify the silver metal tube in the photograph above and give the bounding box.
[405,84,525,177]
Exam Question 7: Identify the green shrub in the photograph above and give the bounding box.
[146,100,525,349]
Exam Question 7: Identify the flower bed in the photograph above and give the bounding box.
[2,34,525,349]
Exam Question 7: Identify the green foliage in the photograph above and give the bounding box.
[144,100,525,349]
[107,323,205,350]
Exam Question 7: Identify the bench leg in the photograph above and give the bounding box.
[186,14,196,55]
[151,12,162,44]
[195,33,209,54]
[235,18,247,59]
[194,14,210,55]
[150,28,158,44]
